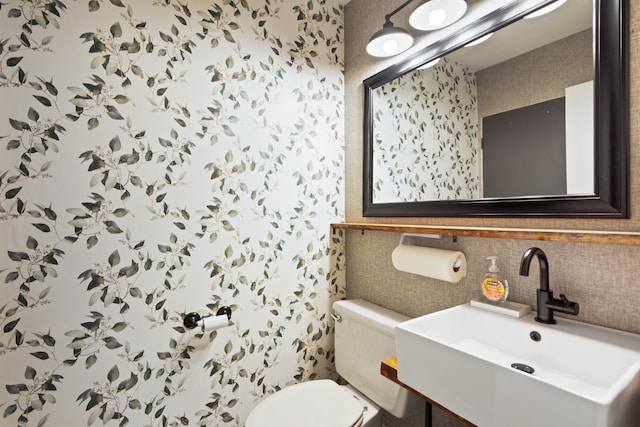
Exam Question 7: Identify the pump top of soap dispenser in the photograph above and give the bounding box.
[487,256,499,273]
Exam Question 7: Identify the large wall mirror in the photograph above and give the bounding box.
[363,0,628,217]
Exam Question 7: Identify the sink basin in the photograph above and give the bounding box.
[395,303,640,427]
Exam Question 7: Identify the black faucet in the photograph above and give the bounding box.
[519,247,579,324]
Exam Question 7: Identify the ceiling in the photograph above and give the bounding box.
[447,0,592,72]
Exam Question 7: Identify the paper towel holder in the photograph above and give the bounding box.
[184,306,232,330]
[398,233,442,245]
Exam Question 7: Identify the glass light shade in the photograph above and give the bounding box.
[418,58,440,69]
[524,0,567,19]
[464,32,493,47]
[366,26,414,57]
[409,0,468,31]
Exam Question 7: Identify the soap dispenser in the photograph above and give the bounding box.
[482,256,508,303]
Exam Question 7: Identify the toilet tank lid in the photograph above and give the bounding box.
[333,299,410,336]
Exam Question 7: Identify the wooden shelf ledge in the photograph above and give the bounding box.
[332,222,640,246]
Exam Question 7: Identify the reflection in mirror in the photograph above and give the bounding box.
[371,0,593,204]
[372,56,480,202]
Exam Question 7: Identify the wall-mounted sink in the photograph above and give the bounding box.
[395,303,640,427]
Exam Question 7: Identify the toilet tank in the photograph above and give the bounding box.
[333,299,422,418]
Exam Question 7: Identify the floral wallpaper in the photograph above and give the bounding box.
[0,1,345,426]
[372,58,480,202]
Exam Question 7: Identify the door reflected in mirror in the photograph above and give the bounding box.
[371,0,593,204]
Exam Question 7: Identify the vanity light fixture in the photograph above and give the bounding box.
[524,0,567,19]
[366,0,416,57]
[418,57,440,69]
[409,0,467,31]
[367,0,468,58]
[366,20,415,57]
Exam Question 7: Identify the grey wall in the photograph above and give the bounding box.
[344,228,640,427]
[344,1,640,426]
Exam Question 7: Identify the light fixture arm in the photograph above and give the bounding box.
[383,0,416,25]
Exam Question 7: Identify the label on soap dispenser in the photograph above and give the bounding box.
[482,277,506,302]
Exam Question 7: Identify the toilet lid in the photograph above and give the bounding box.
[246,380,365,427]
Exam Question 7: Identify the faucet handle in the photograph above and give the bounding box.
[558,293,580,316]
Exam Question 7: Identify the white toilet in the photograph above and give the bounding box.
[246,299,422,426]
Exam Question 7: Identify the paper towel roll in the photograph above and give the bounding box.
[199,314,230,332]
[391,245,466,283]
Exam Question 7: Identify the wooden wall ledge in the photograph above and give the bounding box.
[332,222,640,246]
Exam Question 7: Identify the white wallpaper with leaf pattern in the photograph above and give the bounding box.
[372,58,479,202]
[0,0,345,425]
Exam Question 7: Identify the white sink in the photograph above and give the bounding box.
[395,303,640,427]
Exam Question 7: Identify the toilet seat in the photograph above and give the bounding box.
[246,379,367,427]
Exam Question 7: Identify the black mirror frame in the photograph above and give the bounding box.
[363,0,628,217]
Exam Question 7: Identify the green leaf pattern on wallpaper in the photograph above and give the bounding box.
[373,57,479,202]
[0,0,344,425]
